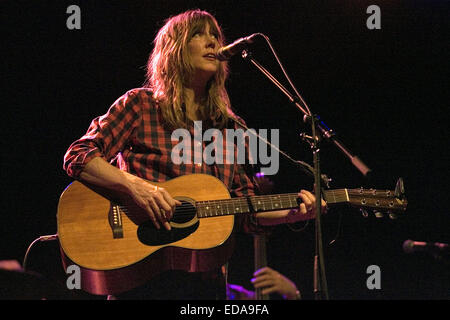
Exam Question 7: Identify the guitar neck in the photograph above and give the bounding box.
[195,188,407,218]
[195,189,349,218]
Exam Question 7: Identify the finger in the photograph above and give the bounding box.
[298,192,313,213]
[297,196,311,214]
[251,274,273,284]
[298,203,308,215]
[143,203,160,230]
[261,286,277,295]
[157,207,172,231]
[153,192,173,218]
[302,190,327,214]
[252,279,274,288]
[148,197,166,227]
[134,194,160,229]
[300,189,315,201]
[302,189,327,213]
[162,220,171,231]
[321,198,328,213]
[253,267,271,276]
[150,195,172,231]
[159,188,180,219]
[158,187,179,207]
[300,190,315,206]
[156,186,182,207]
[151,191,176,223]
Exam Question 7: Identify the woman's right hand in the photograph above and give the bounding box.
[80,157,181,231]
[125,174,181,230]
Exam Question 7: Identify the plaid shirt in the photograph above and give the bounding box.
[63,88,259,230]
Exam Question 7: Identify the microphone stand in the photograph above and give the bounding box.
[241,49,371,300]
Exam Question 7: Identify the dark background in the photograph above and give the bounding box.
[1,0,449,300]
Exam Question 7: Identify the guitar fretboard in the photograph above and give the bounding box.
[195,189,349,218]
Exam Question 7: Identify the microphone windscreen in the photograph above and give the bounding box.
[402,239,414,253]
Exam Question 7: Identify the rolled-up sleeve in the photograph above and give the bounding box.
[63,90,142,179]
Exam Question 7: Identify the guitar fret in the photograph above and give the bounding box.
[212,201,217,216]
[199,202,203,217]
[215,202,221,216]
[272,195,280,210]
[234,200,241,214]
[290,195,296,208]
[254,197,265,211]
[205,201,211,217]
[324,189,348,204]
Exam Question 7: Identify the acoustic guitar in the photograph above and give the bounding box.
[57,173,407,295]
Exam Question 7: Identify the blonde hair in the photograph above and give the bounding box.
[145,9,235,129]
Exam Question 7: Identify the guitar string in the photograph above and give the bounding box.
[118,204,402,221]
[115,190,396,214]
[116,195,300,219]
[117,188,393,211]
[113,189,400,219]
[117,193,304,217]
[116,190,394,214]
[120,190,369,213]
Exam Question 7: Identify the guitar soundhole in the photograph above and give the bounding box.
[137,200,199,246]
[172,200,196,223]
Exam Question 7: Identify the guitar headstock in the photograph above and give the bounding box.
[347,178,408,219]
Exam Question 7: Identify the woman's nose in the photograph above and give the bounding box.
[206,35,217,48]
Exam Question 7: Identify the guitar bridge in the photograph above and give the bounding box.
[108,203,123,239]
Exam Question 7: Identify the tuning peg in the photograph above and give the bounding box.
[360,208,369,218]
[388,212,398,220]
[395,177,405,199]
[373,210,384,218]
[321,174,332,189]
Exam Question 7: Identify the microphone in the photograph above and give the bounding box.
[403,239,449,255]
[216,34,258,61]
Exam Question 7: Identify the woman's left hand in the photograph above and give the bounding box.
[286,189,327,223]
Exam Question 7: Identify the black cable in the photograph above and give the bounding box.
[22,234,58,272]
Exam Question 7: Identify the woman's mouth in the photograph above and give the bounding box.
[203,53,217,61]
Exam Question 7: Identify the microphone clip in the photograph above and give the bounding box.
[241,49,252,60]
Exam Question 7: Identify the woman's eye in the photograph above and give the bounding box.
[191,31,218,40]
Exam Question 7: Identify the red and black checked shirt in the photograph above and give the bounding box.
[63,88,259,230]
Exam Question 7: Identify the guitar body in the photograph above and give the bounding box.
[57,174,235,295]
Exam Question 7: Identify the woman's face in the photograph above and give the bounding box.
[186,23,220,83]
